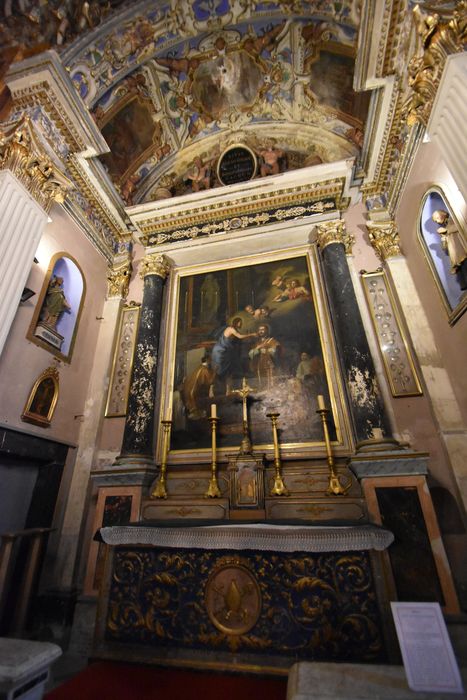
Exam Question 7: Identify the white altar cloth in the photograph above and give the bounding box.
[100,523,393,553]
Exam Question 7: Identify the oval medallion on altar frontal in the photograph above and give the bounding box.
[205,563,261,635]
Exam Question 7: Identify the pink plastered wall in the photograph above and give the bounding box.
[396,139,467,423]
[344,201,463,498]
[0,204,108,445]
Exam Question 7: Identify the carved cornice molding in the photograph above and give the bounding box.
[140,253,171,280]
[404,2,467,128]
[67,154,131,241]
[129,171,349,247]
[0,115,73,212]
[366,220,402,260]
[107,256,132,299]
[315,219,354,254]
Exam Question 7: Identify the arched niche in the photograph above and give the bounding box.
[418,186,467,325]
[27,253,86,362]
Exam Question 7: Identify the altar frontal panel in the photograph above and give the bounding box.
[99,545,386,665]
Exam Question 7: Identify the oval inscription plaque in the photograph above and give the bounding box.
[217,145,257,186]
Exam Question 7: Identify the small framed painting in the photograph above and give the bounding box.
[21,366,59,428]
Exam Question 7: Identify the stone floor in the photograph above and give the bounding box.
[46,602,467,696]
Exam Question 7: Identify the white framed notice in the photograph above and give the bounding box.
[391,602,463,694]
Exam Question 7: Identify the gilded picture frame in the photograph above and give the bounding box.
[159,246,352,464]
[361,269,422,397]
[21,366,59,428]
[105,302,141,417]
[418,185,467,325]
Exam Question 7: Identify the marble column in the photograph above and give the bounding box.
[0,117,71,357]
[367,219,467,509]
[316,219,392,443]
[119,253,171,462]
[52,255,132,590]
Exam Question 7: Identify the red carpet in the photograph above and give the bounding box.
[45,661,288,700]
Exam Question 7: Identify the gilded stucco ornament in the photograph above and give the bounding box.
[315,219,355,254]
[107,257,132,299]
[0,115,72,212]
[366,220,402,260]
[140,253,171,280]
[405,2,467,128]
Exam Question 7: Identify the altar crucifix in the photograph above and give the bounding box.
[228,377,266,516]
[232,377,253,455]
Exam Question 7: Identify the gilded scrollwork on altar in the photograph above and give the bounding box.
[102,546,385,663]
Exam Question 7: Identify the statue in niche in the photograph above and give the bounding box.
[40,275,71,328]
[432,209,467,290]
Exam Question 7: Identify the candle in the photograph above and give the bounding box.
[242,376,246,388]
[211,403,217,418]
[273,424,280,461]
[317,395,326,410]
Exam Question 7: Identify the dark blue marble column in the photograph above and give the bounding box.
[317,220,392,444]
[119,253,171,461]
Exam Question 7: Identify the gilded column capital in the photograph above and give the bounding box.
[405,3,467,127]
[140,253,171,280]
[366,220,402,260]
[107,257,132,299]
[0,115,73,212]
[316,219,355,254]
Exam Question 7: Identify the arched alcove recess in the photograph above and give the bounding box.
[418,186,467,325]
[27,251,86,363]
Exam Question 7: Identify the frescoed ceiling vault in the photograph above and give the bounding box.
[1,0,466,258]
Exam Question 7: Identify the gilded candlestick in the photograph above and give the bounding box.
[205,415,222,498]
[151,419,172,499]
[266,412,289,496]
[316,398,350,496]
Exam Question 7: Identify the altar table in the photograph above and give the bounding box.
[93,523,394,673]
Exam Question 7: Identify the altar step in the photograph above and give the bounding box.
[44,661,288,700]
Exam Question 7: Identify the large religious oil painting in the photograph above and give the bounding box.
[170,254,337,454]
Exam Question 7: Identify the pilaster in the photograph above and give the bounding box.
[0,116,72,358]
[365,218,467,510]
[53,254,131,590]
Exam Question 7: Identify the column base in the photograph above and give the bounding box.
[113,454,155,468]
[355,438,406,455]
[349,447,429,480]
